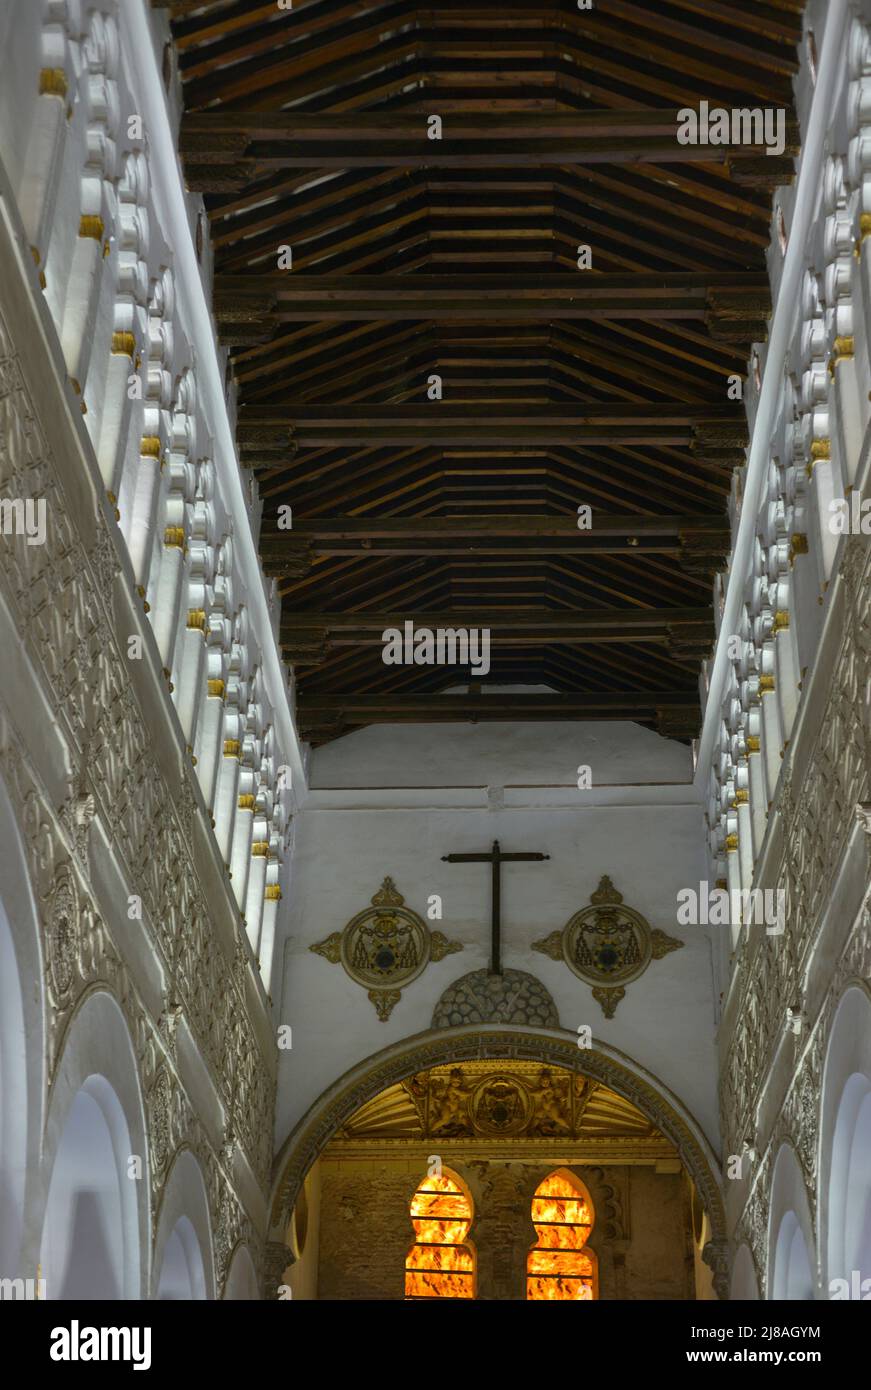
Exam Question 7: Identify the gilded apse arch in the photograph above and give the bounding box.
[270,1025,727,1292]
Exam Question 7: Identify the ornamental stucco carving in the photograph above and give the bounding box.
[724,539,871,1287]
[432,968,560,1029]
[0,305,262,1291]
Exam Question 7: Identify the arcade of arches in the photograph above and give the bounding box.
[0,0,870,1304]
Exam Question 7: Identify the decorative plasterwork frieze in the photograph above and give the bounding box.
[0,712,258,1294]
[720,540,871,1180]
[0,300,274,1191]
[722,538,871,1293]
[0,300,269,1285]
[732,903,871,1296]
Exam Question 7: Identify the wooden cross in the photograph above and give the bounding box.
[441,839,549,976]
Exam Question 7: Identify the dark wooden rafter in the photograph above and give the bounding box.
[295,691,703,744]
[237,404,747,463]
[213,272,770,347]
[167,0,802,744]
[180,109,800,181]
[260,513,730,580]
[281,607,716,668]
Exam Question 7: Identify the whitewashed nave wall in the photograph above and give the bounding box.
[280,721,717,1146]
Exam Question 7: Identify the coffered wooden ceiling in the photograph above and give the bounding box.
[165,0,804,746]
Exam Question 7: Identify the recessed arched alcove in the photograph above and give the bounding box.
[42,1084,128,1299]
[818,984,871,1292]
[0,772,45,1280]
[271,1025,725,1299]
[156,1217,207,1300]
[767,1144,816,1301]
[40,990,148,1300]
[153,1148,214,1300]
[224,1243,259,1300]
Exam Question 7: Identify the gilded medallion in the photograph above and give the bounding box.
[533,875,683,1017]
[311,876,463,1020]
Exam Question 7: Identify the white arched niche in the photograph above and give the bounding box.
[40,990,148,1300]
[730,1243,760,1300]
[768,1144,816,1300]
[223,1243,258,1300]
[0,771,44,1282]
[153,1148,214,1300]
[819,985,871,1294]
[156,1217,206,1300]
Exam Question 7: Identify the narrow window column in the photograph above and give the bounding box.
[230,768,256,911]
[734,777,754,890]
[18,51,72,272]
[725,826,743,949]
[822,160,861,497]
[195,667,227,810]
[60,49,120,396]
[97,155,149,488]
[758,671,784,800]
[62,204,111,399]
[214,725,242,863]
[245,824,270,953]
[847,18,871,393]
[197,569,233,811]
[174,608,209,748]
[99,328,142,492]
[152,447,196,668]
[745,729,768,853]
[772,613,800,736]
[800,390,840,588]
[124,434,163,586]
[828,337,862,492]
[259,885,281,987]
[151,524,187,669]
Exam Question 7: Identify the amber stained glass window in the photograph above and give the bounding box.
[526,1170,597,1300]
[405,1172,475,1299]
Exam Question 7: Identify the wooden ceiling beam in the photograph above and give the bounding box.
[264,513,725,541]
[280,608,715,665]
[295,691,702,743]
[168,1,797,738]
[180,109,798,179]
[260,513,729,578]
[213,272,769,329]
[237,403,746,455]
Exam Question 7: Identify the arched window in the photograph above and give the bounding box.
[527,1169,598,1300]
[405,1170,475,1299]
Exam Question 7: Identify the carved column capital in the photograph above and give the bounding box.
[263,1241,295,1300]
[702,1237,732,1301]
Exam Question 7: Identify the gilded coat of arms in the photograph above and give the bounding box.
[311,877,463,1019]
[533,875,683,1017]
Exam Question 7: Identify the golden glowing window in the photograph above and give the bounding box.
[405,1171,475,1299]
[527,1169,598,1300]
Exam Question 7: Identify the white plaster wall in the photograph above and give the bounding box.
[310,719,693,789]
[277,722,717,1152]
